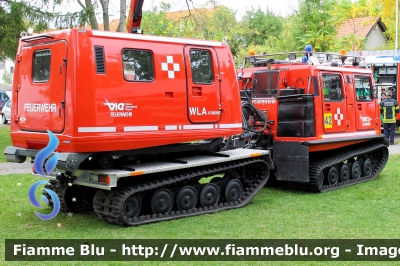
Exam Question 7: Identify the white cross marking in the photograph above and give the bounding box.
[161,55,180,79]
[334,108,344,126]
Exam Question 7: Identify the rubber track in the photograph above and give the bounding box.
[92,157,269,226]
[288,143,389,192]
[43,182,93,212]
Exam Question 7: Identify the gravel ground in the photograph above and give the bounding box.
[0,144,399,176]
[0,161,32,175]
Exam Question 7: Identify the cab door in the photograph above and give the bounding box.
[184,46,221,123]
[17,41,67,133]
[354,75,376,130]
[322,73,348,133]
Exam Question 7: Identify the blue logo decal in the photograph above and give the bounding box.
[29,130,61,220]
[33,130,59,176]
[28,180,61,220]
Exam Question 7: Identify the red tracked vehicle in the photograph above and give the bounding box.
[235,49,388,191]
[3,1,389,226]
[4,0,273,226]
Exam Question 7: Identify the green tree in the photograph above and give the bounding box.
[290,0,337,52]
[1,70,12,85]
[0,0,91,60]
[376,0,398,48]
[0,1,25,60]
[241,7,283,47]
[141,6,179,36]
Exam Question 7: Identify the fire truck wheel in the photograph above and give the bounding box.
[224,179,243,203]
[339,164,350,182]
[122,194,141,219]
[351,162,361,179]
[362,159,373,176]
[176,186,197,211]
[151,189,174,214]
[199,184,219,208]
[327,166,339,185]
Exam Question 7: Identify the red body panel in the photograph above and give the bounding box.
[11,29,243,152]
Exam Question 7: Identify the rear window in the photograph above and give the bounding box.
[33,50,51,82]
[189,49,214,84]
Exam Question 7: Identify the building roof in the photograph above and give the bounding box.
[337,16,387,38]
[166,7,218,20]
[94,7,217,32]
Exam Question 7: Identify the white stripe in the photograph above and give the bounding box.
[124,126,158,132]
[165,125,178,130]
[321,130,376,139]
[92,30,223,47]
[315,65,371,74]
[183,125,214,130]
[219,123,243,129]
[78,127,116,133]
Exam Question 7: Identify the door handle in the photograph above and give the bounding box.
[59,100,65,117]
[192,87,202,96]
[60,58,67,74]
[324,104,331,112]
[357,104,362,110]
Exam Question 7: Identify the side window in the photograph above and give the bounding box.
[322,74,343,101]
[189,49,213,84]
[33,50,51,82]
[122,49,154,81]
[355,75,372,101]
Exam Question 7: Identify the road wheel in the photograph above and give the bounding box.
[199,184,219,208]
[122,194,141,220]
[151,189,174,214]
[351,162,361,179]
[339,164,350,182]
[176,186,197,211]
[326,166,339,185]
[362,159,373,176]
[224,179,243,203]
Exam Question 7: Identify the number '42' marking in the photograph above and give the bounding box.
[324,113,332,128]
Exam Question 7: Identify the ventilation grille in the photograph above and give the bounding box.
[94,46,106,74]
[252,70,280,97]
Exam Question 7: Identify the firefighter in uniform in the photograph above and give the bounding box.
[380,90,399,145]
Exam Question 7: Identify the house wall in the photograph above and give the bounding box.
[365,27,386,50]
[0,59,15,85]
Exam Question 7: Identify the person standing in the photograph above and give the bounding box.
[380,90,399,145]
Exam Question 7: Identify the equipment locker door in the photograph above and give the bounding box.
[184,46,222,123]
[321,73,348,133]
[354,75,376,130]
[17,41,67,133]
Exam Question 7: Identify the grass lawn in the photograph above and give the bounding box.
[1,155,400,265]
[1,126,400,265]
[0,126,11,162]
